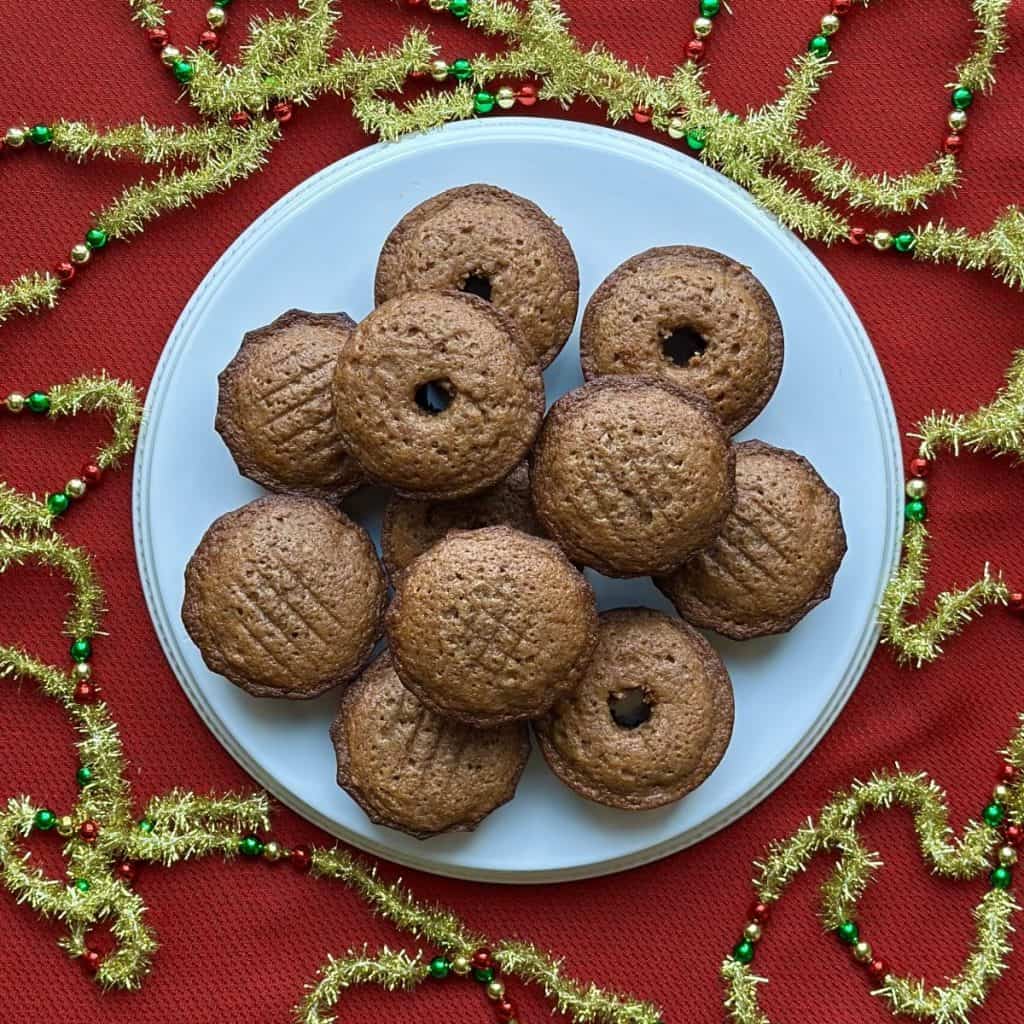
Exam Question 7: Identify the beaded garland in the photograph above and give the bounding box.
[3,2,1024,1022]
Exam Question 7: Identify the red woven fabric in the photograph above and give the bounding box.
[2,2,1024,1021]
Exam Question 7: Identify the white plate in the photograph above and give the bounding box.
[134,118,900,883]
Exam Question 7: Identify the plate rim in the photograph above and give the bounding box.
[133,117,901,884]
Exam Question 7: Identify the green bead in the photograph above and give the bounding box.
[429,956,451,979]
[173,60,195,84]
[685,128,707,152]
[951,86,973,111]
[472,966,495,983]
[70,638,92,663]
[138,818,154,833]
[732,940,755,965]
[239,834,265,857]
[983,802,1006,827]
[450,58,473,81]
[34,808,57,831]
[699,0,720,16]
[474,91,496,115]
[214,0,232,6]
[905,499,926,522]
[836,920,859,945]
[74,878,91,893]
[449,0,471,17]
[26,391,50,414]
[47,492,70,516]
[85,228,108,250]
[991,866,1013,889]
[893,231,916,254]
[808,35,831,58]
[76,766,94,786]
[29,124,53,146]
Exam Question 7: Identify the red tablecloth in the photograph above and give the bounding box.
[2,2,1024,1021]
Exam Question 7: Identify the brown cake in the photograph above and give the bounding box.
[182,496,386,698]
[216,310,363,500]
[380,462,541,578]
[375,184,580,368]
[333,291,545,500]
[331,652,531,838]
[656,440,846,639]
[534,608,734,810]
[386,526,598,728]
[530,376,735,577]
[580,247,784,434]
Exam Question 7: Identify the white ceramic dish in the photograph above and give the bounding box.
[134,118,900,883]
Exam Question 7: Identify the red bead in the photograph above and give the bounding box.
[749,901,770,924]
[199,30,219,50]
[1006,824,1023,846]
[868,958,888,980]
[632,106,652,124]
[290,844,311,870]
[496,1000,516,1021]
[1000,764,1018,782]
[272,101,293,123]
[1009,592,1024,612]
[410,68,428,79]
[686,39,705,62]
[79,820,100,842]
[56,261,76,283]
[849,227,866,246]
[115,861,137,884]
[943,134,962,154]
[229,111,251,129]
[74,681,101,704]
[406,0,425,5]
[517,84,538,107]
[81,463,103,484]
[830,0,852,12]
[82,948,102,973]
[471,948,492,969]
[909,457,929,478]
[146,28,169,48]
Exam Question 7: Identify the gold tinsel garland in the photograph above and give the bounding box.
[1,2,1023,1021]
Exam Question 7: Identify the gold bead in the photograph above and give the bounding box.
[56,815,75,836]
[948,110,968,133]
[206,6,228,28]
[451,954,471,975]
[905,478,927,500]
[263,840,283,862]
[70,244,92,265]
[853,940,873,963]
[430,59,449,81]
[161,44,182,65]
[820,14,840,35]
[74,662,93,681]
[994,783,1012,803]
[999,845,1018,866]
[65,478,87,499]
[668,116,686,140]
[5,126,27,148]
[872,230,892,252]
[428,0,448,9]
[743,922,763,943]
[5,392,26,413]
[693,16,713,37]
[486,980,505,1000]
[496,86,517,110]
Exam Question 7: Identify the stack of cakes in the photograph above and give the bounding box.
[183,185,846,838]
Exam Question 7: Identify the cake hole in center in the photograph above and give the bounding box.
[662,325,707,366]
[461,273,493,302]
[608,688,653,729]
[414,379,455,415]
